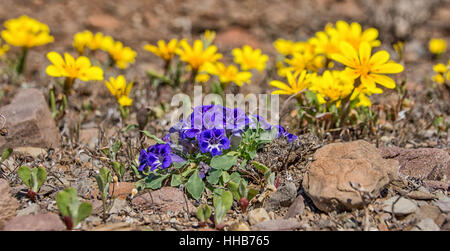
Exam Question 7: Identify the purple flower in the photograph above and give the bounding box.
[138,143,173,172]
[277,125,298,143]
[197,128,230,156]
[249,115,272,130]
[198,162,211,179]
[224,107,249,131]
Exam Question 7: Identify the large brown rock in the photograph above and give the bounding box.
[379,147,449,182]
[0,179,19,229]
[3,213,66,231]
[0,88,61,152]
[132,187,195,214]
[303,140,399,212]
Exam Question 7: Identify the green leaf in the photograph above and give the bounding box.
[140,131,165,144]
[36,167,47,192]
[172,161,188,169]
[122,124,137,133]
[221,171,231,184]
[197,204,211,222]
[210,155,238,171]
[56,188,77,218]
[112,141,122,154]
[96,167,111,197]
[130,165,144,180]
[111,161,125,178]
[186,170,204,200]
[101,148,110,158]
[17,166,31,188]
[251,161,270,175]
[76,202,92,225]
[206,169,222,185]
[170,174,182,187]
[248,188,259,201]
[229,172,241,183]
[1,148,12,162]
[227,181,240,200]
[144,173,169,190]
[239,180,248,199]
[213,190,233,225]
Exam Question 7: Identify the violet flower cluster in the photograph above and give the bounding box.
[138,104,297,173]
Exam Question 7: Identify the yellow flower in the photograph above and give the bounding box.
[1,15,54,48]
[73,30,93,54]
[270,70,314,95]
[278,50,325,76]
[273,39,303,56]
[105,75,133,107]
[232,45,268,71]
[46,52,103,81]
[176,40,222,72]
[309,70,354,104]
[204,62,252,86]
[203,30,216,44]
[432,73,445,84]
[108,41,137,69]
[308,31,341,58]
[0,39,9,56]
[144,39,179,62]
[432,62,449,84]
[331,41,404,93]
[429,38,447,55]
[326,21,380,50]
[195,73,210,83]
[89,32,114,51]
[433,63,447,73]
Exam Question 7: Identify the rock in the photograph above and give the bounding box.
[406,191,437,200]
[0,179,19,228]
[284,194,305,219]
[229,222,251,231]
[415,205,442,225]
[413,218,441,231]
[263,182,297,211]
[3,213,65,231]
[79,128,99,150]
[109,182,135,200]
[380,147,449,182]
[17,203,41,216]
[132,187,195,213]
[91,222,135,231]
[87,14,120,30]
[14,147,46,158]
[247,208,270,226]
[215,27,262,49]
[434,200,450,213]
[109,199,130,214]
[423,180,449,191]
[383,196,418,216]
[0,88,61,152]
[303,140,399,212]
[252,219,301,231]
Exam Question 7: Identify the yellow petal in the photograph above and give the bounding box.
[371,62,404,74]
[370,74,396,89]
[47,52,64,66]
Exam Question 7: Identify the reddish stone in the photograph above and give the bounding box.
[132,187,195,214]
[109,182,135,200]
[215,27,261,50]
[0,88,61,152]
[380,147,449,182]
[0,179,18,229]
[3,213,66,231]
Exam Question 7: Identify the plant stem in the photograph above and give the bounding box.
[63,77,75,96]
[16,47,29,75]
[338,79,360,127]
